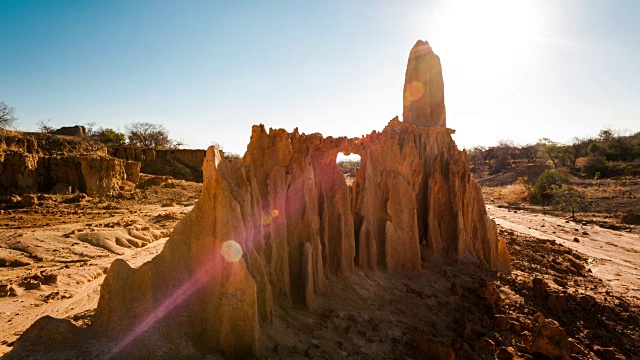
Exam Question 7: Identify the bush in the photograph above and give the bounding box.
[91,128,126,145]
[581,155,609,178]
[527,169,570,205]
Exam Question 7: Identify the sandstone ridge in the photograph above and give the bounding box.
[0,131,138,196]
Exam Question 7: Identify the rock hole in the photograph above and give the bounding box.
[336,152,361,187]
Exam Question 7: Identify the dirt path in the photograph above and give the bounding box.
[487,205,640,301]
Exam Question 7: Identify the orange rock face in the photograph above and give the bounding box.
[6,40,510,359]
[403,40,447,128]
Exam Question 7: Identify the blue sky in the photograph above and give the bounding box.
[1,0,639,154]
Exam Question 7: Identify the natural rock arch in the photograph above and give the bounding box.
[5,40,511,359]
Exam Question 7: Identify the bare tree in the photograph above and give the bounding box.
[37,119,56,133]
[126,122,182,149]
[0,101,17,128]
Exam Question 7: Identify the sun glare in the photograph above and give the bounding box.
[428,0,546,73]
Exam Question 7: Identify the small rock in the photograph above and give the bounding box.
[573,237,580,242]
[493,315,511,331]
[532,277,549,292]
[531,313,572,359]
[496,346,516,360]
[22,279,42,290]
[20,194,38,207]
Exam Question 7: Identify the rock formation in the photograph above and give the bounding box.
[403,40,446,127]
[0,131,138,196]
[6,40,510,359]
[110,146,206,182]
[52,125,87,138]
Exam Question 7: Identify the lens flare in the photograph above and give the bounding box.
[270,209,279,218]
[221,240,243,262]
[262,214,272,225]
[404,81,424,104]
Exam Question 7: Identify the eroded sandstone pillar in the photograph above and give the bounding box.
[403,40,446,128]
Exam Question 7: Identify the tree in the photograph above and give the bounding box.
[566,137,591,167]
[467,146,487,166]
[538,138,568,168]
[0,101,17,128]
[527,169,570,205]
[37,119,56,133]
[92,127,126,145]
[126,122,182,149]
[552,186,586,221]
[519,144,539,164]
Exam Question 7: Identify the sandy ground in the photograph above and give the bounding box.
[1,175,639,358]
[487,205,640,301]
[0,176,200,356]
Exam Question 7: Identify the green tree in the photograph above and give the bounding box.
[528,169,571,205]
[92,127,126,145]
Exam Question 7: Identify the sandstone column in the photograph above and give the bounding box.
[403,40,446,128]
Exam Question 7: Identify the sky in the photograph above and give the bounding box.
[1,0,639,155]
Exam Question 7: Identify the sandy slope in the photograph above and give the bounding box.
[487,205,640,301]
[0,235,168,355]
[0,176,201,356]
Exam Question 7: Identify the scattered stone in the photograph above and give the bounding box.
[475,282,504,311]
[532,277,549,292]
[21,279,42,290]
[0,283,20,297]
[531,313,572,359]
[20,194,38,207]
[493,315,511,331]
[496,346,516,360]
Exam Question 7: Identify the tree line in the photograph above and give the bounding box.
[467,128,640,178]
[0,100,182,149]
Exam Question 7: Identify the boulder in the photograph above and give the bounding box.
[53,125,87,137]
[531,313,572,360]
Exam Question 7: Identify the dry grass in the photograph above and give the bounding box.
[483,182,529,204]
[575,180,637,199]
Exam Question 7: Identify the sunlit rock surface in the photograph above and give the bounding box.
[5,40,510,359]
[403,40,447,128]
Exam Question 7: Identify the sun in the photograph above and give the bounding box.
[427,0,546,74]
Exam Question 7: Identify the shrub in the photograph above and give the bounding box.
[582,155,609,178]
[527,169,570,205]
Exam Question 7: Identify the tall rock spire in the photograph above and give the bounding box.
[403,40,446,127]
